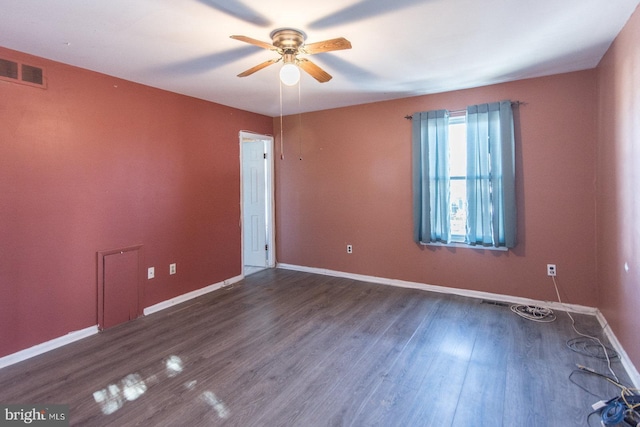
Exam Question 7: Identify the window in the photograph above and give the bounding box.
[412,101,516,248]
[448,114,467,242]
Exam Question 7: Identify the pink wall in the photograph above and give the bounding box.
[596,7,640,369]
[275,70,599,307]
[0,47,273,357]
[3,12,637,370]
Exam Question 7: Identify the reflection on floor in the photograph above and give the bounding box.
[0,269,633,426]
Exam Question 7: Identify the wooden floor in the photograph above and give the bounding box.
[0,269,632,426]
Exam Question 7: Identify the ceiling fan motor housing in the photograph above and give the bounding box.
[270,28,307,54]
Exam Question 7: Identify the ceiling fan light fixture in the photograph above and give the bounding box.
[232,28,350,84]
[279,63,300,86]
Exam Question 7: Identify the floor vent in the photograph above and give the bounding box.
[0,57,46,88]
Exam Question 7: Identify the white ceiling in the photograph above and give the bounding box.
[1,0,638,116]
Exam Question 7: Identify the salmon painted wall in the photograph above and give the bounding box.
[275,70,598,307]
[0,47,273,357]
[596,6,640,369]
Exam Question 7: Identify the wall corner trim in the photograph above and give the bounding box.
[276,263,639,387]
[0,326,99,369]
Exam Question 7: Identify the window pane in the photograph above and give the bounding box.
[449,118,466,240]
[450,179,467,237]
[449,121,466,177]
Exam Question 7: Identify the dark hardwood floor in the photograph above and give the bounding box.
[0,269,632,426]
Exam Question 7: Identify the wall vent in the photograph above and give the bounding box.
[0,57,46,88]
[21,64,44,85]
[0,58,19,79]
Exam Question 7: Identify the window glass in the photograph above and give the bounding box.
[448,116,466,240]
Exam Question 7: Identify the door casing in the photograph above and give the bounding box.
[239,131,275,271]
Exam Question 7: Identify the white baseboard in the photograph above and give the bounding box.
[3,267,638,388]
[595,310,640,387]
[0,274,244,370]
[277,263,639,386]
[143,274,244,316]
[277,263,598,315]
[0,326,98,369]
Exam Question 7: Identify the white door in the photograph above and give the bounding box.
[242,139,268,267]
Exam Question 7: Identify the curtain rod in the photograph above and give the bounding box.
[404,100,525,120]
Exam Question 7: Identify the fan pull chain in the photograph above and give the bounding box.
[298,79,303,160]
[279,79,284,160]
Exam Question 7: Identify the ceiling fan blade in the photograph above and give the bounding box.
[308,0,425,29]
[237,58,279,77]
[230,35,275,51]
[298,58,332,83]
[157,46,259,76]
[196,0,271,27]
[302,37,352,54]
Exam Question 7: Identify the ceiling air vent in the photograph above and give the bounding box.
[0,57,46,88]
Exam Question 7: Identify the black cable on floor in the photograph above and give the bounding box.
[567,337,619,361]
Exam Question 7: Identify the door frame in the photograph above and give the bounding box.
[239,131,275,272]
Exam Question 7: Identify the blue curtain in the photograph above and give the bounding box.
[465,101,516,247]
[412,110,450,244]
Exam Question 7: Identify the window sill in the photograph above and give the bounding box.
[423,241,509,251]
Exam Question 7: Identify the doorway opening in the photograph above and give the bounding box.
[240,131,275,277]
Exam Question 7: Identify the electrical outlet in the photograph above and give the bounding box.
[346,244,353,254]
[170,263,176,275]
[148,267,155,279]
[547,264,556,277]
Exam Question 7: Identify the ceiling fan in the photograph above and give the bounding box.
[230,28,352,83]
